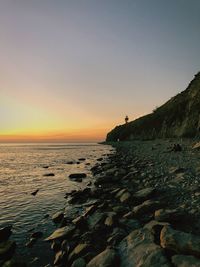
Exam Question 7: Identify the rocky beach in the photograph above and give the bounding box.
[3,139,200,266]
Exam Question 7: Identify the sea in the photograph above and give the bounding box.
[0,142,113,266]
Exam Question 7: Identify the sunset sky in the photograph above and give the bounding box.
[1,0,200,142]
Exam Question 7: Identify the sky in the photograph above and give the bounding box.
[0,0,200,142]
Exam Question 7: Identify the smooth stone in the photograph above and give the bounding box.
[104,212,117,227]
[120,192,131,203]
[54,250,68,265]
[87,212,106,230]
[68,244,90,262]
[71,258,86,267]
[45,225,75,241]
[0,226,12,242]
[87,248,118,267]
[133,200,160,216]
[52,212,64,223]
[160,226,200,256]
[134,187,155,200]
[107,228,127,246]
[172,254,200,267]
[154,208,185,223]
[118,228,170,267]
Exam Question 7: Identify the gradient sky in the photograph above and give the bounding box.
[0,0,200,142]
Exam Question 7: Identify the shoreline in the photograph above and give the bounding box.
[2,139,200,266]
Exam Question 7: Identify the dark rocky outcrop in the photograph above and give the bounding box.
[106,72,200,141]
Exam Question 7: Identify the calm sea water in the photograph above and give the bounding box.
[0,143,113,266]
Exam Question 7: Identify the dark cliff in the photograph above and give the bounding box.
[106,72,200,141]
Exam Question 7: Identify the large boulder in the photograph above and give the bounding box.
[87,248,118,267]
[118,228,170,267]
[160,226,200,257]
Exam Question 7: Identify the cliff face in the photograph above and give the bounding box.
[106,72,200,141]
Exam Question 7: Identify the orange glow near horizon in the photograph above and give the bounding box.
[0,128,111,143]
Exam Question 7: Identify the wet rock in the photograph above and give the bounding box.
[43,173,55,177]
[0,226,12,242]
[54,250,68,265]
[52,212,64,223]
[120,192,131,203]
[87,248,118,267]
[68,243,90,262]
[45,225,75,241]
[104,212,117,227]
[133,199,160,216]
[119,218,140,233]
[160,226,200,256]
[107,228,127,246]
[87,212,106,230]
[154,208,185,223]
[71,258,86,267]
[134,187,155,200]
[0,241,16,261]
[193,142,200,150]
[118,228,170,267]
[172,254,200,267]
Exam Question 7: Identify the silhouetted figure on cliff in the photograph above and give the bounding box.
[125,115,129,124]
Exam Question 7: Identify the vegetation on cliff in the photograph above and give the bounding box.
[106,72,200,141]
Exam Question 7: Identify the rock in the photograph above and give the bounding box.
[71,258,86,267]
[45,225,75,241]
[51,240,61,252]
[0,226,12,242]
[193,142,200,150]
[43,173,55,176]
[169,167,185,174]
[154,208,185,223]
[68,243,90,262]
[107,228,127,246]
[172,254,200,267]
[66,161,74,164]
[87,248,118,267]
[69,173,87,179]
[118,228,170,267]
[54,250,68,265]
[120,192,131,203]
[119,218,140,233]
[87,212,106,230]
[104,212,117,227]
[31,189,39,196]
[0,241,16,261]
[115,189,127,199]
[52,212,64,223]
[160,226,200,257]
[79,158,86,161]
[133,200,160,216]
[31,231,43,239]
[134,187,155,200]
